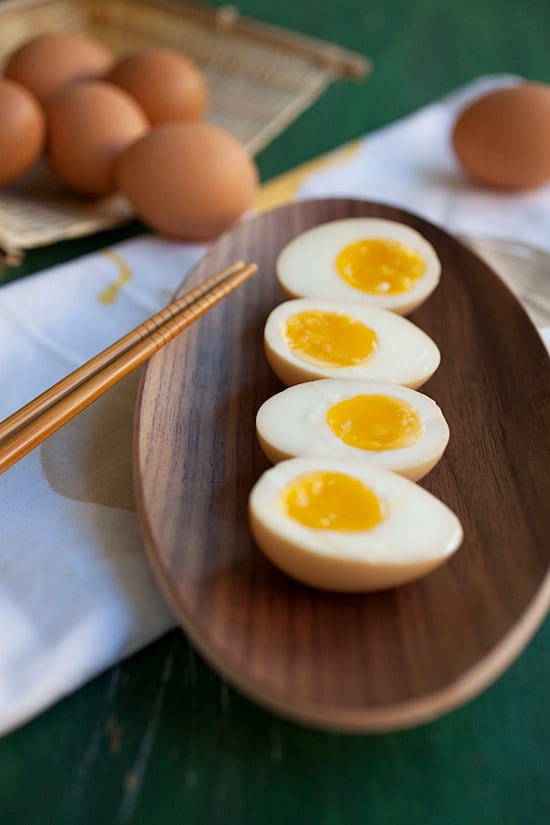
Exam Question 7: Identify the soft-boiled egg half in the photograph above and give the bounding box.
[256,379,449,481]
[264,297,440,388]
[249,456,463,591]
[276,218,441,315]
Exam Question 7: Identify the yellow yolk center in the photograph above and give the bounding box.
[281,471,385,531]
[284,309,378,367]
[335,238,426,295]
[326,394,423,451]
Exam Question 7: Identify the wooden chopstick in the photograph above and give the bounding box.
[0,260,257,474]
[0,259,247,442]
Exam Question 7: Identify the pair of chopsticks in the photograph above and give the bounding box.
[0,259,257,474]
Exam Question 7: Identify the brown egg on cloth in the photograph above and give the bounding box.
[115,122,259,240]
[4,32,114,104]
[0,78,45,187]
[452,82,550,190]
[45,81,148,197]
[105,48,207,124]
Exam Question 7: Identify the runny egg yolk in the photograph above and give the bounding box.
[335,238,426,295]
[284,309,378,367]
[326,394,424,451]
[281,471,386,531]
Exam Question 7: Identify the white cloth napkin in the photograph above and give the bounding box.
[1,74,549,737]
[0,237,204,735]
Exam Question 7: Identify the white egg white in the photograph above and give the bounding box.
[276,218,441,315]
[249,456,463,592]
[256,379,449,481]
[264,297,441,388]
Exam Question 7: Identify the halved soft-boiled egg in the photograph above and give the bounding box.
[276,218,441,315]
[264,297,440,388]
[256,379,449,481]
[249,456,463,591]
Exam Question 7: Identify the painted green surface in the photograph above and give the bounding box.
[1,0,549,822]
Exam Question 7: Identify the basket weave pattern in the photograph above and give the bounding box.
[0,0,368,259]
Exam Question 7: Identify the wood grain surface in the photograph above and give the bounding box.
[133,198,550,733]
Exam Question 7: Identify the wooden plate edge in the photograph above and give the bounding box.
[133,423,550,732]
[132,200,550,733]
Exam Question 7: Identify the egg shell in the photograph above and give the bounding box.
[276,218,441,315]
[264,297,441,388]
[0,79,45,187]
[115,122,259,240]
[249,456,463,592]
[452,83,550,190]
[45,81,148,196]
[105,47,207,124]
[4,32,114,103]
[256,379,450,481]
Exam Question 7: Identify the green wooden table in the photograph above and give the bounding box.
[1,1,549,822]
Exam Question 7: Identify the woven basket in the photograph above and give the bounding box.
[0,0,369,262]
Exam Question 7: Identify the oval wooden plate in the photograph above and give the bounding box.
[133,198,550,732]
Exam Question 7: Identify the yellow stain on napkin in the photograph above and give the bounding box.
[98,250,133,305]
[40,252,139,508]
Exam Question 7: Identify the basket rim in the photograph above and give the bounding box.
[0,0,371,79]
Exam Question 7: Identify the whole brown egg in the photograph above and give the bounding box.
[45,81,148,196]
[0,78,45,187]
[115,122,258,240]
[452,82,550,190]
[105,48,207,124]
[4,31,114,103]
